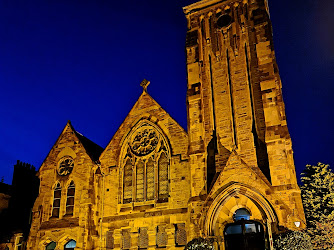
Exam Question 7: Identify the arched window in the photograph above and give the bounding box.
[46,241,56,250]
[146,158,154,201]
[158,152,169,202]
[64,240,76,250]
[66,181,75,215]
[233,208,251,221]
[52,183,61,217]
[136,160,145,202]
[123,159,133,203]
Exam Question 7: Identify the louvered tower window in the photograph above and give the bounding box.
[175,223,187,246]
[123,159,133,203]
[138,227,148,249]
[136,160,145,202]
[52,183,61,217]
[106,231,114,249]
[158,152,169,202]
[146,158,154,200]
[156,225,167,248]
[122,230,131,250]
[66,181,75,215]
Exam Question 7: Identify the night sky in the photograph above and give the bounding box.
[0,0,333,184]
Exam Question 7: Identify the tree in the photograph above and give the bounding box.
[184,237,214,250]
[274,230,312,250]
[300,162,334,249]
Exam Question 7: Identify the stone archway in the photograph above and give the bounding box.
[202,183,277,250]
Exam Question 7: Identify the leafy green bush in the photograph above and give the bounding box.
[274,231,312,250]
[184,237,214,250]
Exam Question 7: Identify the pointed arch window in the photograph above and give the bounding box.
[66,181,75,215]
[52,183,61,217]
[123,159,133,203]
[158,152,169,202]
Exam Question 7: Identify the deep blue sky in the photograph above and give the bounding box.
[0,0,333,184]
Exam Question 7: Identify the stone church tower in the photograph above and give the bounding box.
[184,0,305,248]
[24,0,305,250]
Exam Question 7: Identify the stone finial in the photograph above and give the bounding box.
[140,79,150,92]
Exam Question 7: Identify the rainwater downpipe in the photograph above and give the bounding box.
[99,164,106,250]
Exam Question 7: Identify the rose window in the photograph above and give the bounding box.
[130,129,158,156]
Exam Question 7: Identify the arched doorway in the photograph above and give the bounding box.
[203,184,277,250]
[224,209,265,250]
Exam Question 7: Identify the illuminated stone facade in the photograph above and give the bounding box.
[25,0,305,249]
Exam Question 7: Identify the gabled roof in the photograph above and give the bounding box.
[100,89,188,162]
[38,121,103,174]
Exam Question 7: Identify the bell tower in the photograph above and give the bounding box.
[184,0,300,201]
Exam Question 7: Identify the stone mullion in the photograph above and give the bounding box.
[134,160,137,202]
[144,159,147,201]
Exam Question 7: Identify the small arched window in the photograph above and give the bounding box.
[46,241,56,250]
[233,208,251,221]
[158,152,169,202]
[52,183,61,217]
[66,181,75,215]
[64,240,76,250]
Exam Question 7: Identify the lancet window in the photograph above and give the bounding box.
[121,123,170,204]
[66,181,75,215]
[52,183,61,217]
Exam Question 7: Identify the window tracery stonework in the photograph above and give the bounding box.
[130,129,158,156]
[121,122,170,204]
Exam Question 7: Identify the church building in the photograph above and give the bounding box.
[26,0,305,249]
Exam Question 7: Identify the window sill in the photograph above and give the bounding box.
[118,200,169,213]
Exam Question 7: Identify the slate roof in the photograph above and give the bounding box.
[74,130,104,162]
